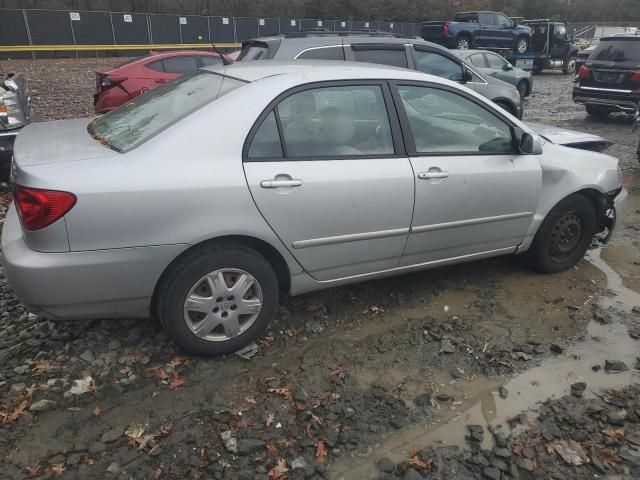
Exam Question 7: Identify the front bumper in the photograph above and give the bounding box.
[573,87,638,114]
[1,204,188,320]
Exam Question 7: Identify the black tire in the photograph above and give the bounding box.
[586,105,610,120]
[155,243,279,356]
[516,80,530,98]
[456,35,471,50]
[563,57,577,75]
[531,65,543,75]
[495,100,516,116]
[515,37,529,54]
[527,194,597,274]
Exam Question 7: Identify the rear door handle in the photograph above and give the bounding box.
[260,179,303,188]
[418,171,449,180]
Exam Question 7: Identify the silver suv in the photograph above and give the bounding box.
[238,31,524,118]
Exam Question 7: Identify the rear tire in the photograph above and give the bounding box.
[155,243,279,356]
[527,195,596,274]
[515,37,529,54]
[495,100,516,116]
[456,36,471,50]
[586,105,610,120]
[563,57,577,75]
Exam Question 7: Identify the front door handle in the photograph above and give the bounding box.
[418,171,449,180]
[260,179,303,188]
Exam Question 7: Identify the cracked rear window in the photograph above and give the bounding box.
[88,71,246,152]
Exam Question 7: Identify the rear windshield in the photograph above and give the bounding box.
[454,13,478,23]
[237,43,270,60]
[591,39,640,62]
[88,71,246,152]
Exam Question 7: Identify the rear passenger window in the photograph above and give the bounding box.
[351,48,408,68]
[469,54,487,68]
[413,50,464,82]
[277,85,394,158]
[147,60,164,72]
[297,46,345,60]
[162,56,199,74]
[248,112,283,159]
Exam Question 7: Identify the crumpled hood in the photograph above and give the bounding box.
[525,122,610,147]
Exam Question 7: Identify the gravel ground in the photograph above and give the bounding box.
[0,59,638,480]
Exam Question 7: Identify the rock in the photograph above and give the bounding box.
[293,386,310,404]
[494,447,512,458]
[221,431,237,454]
[414,393,432,407]
[450,368,464,379]
[106,463,121,475]
[498,386,509,399]
[483,467,501,480]
[305,322,325,334]
[10,382,26,393]
[377,458,395,473]
[570,382,586,398]
[550,344,563,354]
[390,416,409,429]
[607,410,627,426]
[290,456,307,470]
[67,376,94,396]
[522,447,536,460]
[13,365,29,375]
[441,339,456,354]
[619,447,640,466]
[28,399,57,412]
[237,439,266,455]
[404,469,423,480]
[516,457,535,472]
[494,433,508,448]
[101,428,123,443]
[632,306,640,315]
[436,393,452,402]
[471,454,490,467]
[88,442,107,455]
[592,364,601,372]
[605,360,628,373]
[510,351,532,361]
[79,349,95,363]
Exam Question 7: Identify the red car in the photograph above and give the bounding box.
[94,51,231,113]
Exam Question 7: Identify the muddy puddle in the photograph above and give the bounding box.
[332,245,640,480]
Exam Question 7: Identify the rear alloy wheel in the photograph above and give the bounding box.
[516,37,529,54]
[527,195,596,273]
[456,37,471,50]
[516,80,529,98]
[156,244,278,356]
[563,57,577,75]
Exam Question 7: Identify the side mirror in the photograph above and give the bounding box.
[503,63,514,71]
[520,132,543,155]
[461,67,473,83]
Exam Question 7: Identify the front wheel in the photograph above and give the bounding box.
[515,37,529,54]
[563,57,577,75]
[155,243,279,356]
[527,195,596,273]
[516,80,530,98]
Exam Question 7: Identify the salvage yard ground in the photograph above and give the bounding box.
[0,57,639,480]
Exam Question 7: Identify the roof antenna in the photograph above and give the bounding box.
[211,43,232,65]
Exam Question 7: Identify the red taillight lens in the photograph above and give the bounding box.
[631,70,640,82]
[443,22,450,35]
[577,65,591,79]
[13,185,76,231]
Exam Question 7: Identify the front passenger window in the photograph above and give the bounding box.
[413,50,464,82]
[396,85,514,154]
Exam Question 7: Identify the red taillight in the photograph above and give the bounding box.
[13,185,76,231]
[577,66,591,79]
[631,70,640,82]
[443,22,450,35]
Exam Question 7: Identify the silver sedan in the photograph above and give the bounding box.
[2,61,627,355]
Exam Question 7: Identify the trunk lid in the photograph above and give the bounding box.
[13,118,117,168]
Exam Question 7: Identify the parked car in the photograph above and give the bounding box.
[3,62,627,355]
[421,11,532,53]
[452,49,533,97]
[238,31,524,118]
[94,50,231,113]
[0,70,32,181]
[573,34,640,118]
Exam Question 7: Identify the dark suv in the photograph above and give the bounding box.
[238,31,523,118]
[573,34,640,118]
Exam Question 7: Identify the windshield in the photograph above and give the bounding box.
[88,71,246,152]
[591,40,640,62]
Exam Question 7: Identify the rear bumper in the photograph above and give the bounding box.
[1,205,188,320]
[573,87,638,114]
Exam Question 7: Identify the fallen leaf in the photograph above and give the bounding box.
[266,413,275,427]
[408,451,432,471]
[2,400,28,424]
[169,375,185,390]
[25,465,41,478]
[92,405,102,416]
[315,440,328,463]
[266,387,292,400]
[266,443,278,455]
[25,384,37,401]
[50,464,65,476]
[146,365,170,381]
[268,458,289,479]
[154,468,163,480]
[244,396,257,404]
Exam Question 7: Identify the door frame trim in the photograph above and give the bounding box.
[292,227,410,249]
[411,211,533,234]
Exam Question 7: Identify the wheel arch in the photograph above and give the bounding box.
[456,32,472,46]
[151,235,293,317]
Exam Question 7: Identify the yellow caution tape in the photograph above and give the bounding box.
[0,43,241,52]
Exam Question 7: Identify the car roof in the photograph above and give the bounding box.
[600,34,640,41]
[205,60,449,84]
[110,50,220,70]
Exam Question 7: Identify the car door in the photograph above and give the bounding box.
[477,12,498,47]
[495,13,516,49]
[243,82,415,281]
[389,82,542,266]
[484,52,513,83]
